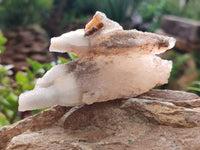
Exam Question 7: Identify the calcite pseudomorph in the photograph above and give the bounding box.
[18,11,176,111]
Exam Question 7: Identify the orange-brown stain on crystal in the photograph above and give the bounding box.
[85,14,104,36]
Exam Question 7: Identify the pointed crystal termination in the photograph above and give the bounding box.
[18,11,175,111]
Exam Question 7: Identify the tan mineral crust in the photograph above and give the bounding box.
[2,12,200,150]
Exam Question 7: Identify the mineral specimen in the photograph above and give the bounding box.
[18,11,175,111]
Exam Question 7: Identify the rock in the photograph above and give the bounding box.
[159,15,200,53]
[157,29,200,53]
[161,15,200,43]
[0,106,69,150]
[122,90,200,127]
[2,89,200,149]
[18,11,175,112]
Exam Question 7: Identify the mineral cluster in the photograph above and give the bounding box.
[18,11,175,111]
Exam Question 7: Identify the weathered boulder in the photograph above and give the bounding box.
[159,15,200,52]
[157,29,200,53]
[161,15,200,43]
[1,89,200,149]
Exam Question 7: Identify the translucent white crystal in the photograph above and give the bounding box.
[19,72,82,111]
[50,12,175,56]
[18,53,172,111]
[49,29,89,53]
[88,11,123,33]
[18,11,175,111]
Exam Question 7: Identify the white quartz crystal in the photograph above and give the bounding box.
[49,29,89,53]
[18,11,175,111]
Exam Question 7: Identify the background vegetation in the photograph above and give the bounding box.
[1,0,200,127]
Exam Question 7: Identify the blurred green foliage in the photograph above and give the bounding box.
[0,59,52,127]
[61,0,135,25]
[167,0,200,21]
[0,30,7,53]
[0,0,165,32]
[187,51,200,95]
[0,0,53,29]
[61,0,98,25]
[0,53,70,127]
[0,29,76,127]
[0,65,21,127]
[154,51,193,90]
[188,81,200,94]
[135,0,200,31]
[99,0,132,23]
[0,0,200,33]
[136,0,168,31]
[167,52,193,83]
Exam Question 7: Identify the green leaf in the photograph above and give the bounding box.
[5,93,18,107]
[0,98,13,109]
[0,36,7,45]
[58,57,69,64]
[32,106,50,114]
[26,58,42,73]
[0,65,8,75]
[0,88,10,97]
[23,84,35,91]
[68,52,79,60]
[187,87,200,92]
[23,68,35,81]
[42,63,53,71]
[0,113,9,127]
[4,108,14,119]
[2,76,11,85]
[191,81,200,86]
[15,72,28,85]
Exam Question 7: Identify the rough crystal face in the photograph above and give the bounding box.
[18,11,175,111]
